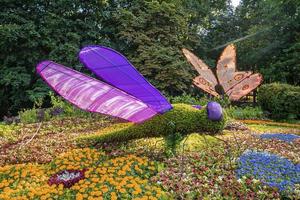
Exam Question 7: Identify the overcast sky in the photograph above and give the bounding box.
[231,0,240,7]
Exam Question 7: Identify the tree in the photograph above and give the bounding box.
[233,0,300,81]
[104,0,196,96]
[0,0,107,118]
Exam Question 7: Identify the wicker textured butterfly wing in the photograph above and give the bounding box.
[36,61,158,123]
[216,44,263,100]
[226,73,263,101]
[182,48,219,97]
[216,44,250,92]
[79,45,172,114]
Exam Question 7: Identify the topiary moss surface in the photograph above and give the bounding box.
[77,104,226,145]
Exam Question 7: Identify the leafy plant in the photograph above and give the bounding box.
[169,94,231,107]
[164,132,183,157]
[18,108,38,124]
[257,83,300,120]
[49,92,92,118]
[225,106,265,120]
[18,98,51,124]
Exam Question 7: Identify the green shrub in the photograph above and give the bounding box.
[169,94,203,105]
[18,108,38,124]
[257,83,300,120]
[18,107,52,124]
[77,104,226,146]
[225,106,265,120]
[49,92,92,118]
[169,94,230,107]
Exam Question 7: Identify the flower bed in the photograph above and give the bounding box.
[260,133,300,142]
[0,148,166,200]
[236,150,300,192]
[240,119,300,128]
[1,120,300,199]
[152,147,281,199]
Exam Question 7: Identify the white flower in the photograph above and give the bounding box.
[252,179,260,184]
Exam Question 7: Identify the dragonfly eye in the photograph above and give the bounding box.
[206,101,223,121]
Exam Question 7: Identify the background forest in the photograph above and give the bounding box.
[0,0,299,119]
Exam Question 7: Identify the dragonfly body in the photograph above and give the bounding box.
[77,103,226,145]
[37,45,225,146]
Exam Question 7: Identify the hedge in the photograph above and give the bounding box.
[257,83,300,120]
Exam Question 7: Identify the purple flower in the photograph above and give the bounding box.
[260,133,300,143]
[192,105,202,110]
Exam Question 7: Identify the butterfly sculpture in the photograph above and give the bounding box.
[182,44,263,101]
[37,45,225,145]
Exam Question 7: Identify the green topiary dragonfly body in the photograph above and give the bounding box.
[36,46,226,150]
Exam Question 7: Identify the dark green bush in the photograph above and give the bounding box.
[257,83,300,120]
[77,104,226,145]
[168,94,230,108]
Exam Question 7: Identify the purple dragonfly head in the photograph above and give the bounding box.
[206,101,223,121]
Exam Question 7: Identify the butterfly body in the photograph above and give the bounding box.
[37,45,225,145]
[183,44,263,101]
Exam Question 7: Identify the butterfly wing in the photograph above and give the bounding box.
[226,73,263,101]
[216,44,239,92]
[182,48,219,97]
[36,61,158,123]
[193,76,220,97]
[216,44,263,100]
[78,45,172,113]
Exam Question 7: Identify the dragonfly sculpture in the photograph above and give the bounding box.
[182,44,263,101]
[37,45,225,145]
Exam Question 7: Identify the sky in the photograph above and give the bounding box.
[231,0,241,7]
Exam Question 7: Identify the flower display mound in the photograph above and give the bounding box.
[260,133,300,142]
[236,150,300,192]
[152,150,280,199]
[0,148,167,200]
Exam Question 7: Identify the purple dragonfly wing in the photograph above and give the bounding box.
[78,45,172,113]
[36,61,158,123]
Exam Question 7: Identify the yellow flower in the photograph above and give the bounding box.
[111,192,117,200]
[119,188,126,193]
[101,185,109,193]
[76,193,84,200]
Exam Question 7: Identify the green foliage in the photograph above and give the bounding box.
[225,106,265,120]
[164,132,183,157]
[77,104,226,146]
[257,83,300,120]
[18,97,50,123]
[169,94,231,108]
[18,108,38,124]
[0,124,19,142]
[0,0,108,118]
[168,94,204,105]
[234,0,300,84]
[268,35,300,85]
[177,133,219,152]
[49,92,92,118]
[107,0,195,96]
[18,92,95,124]
[1,0,299,120]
